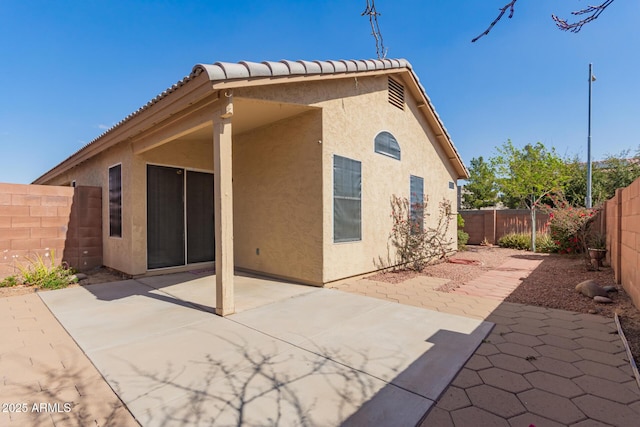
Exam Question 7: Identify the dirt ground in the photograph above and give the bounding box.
[370,245,640,367]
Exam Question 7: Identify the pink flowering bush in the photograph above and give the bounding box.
[543,197,597,254]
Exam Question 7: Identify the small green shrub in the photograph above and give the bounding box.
[457,214,469,251]
[498,233,531,250]
[17,251,74,290]
[535,233,559,253]
[498,232,558,252]
[457,229,469,250]
[0,275,20,288]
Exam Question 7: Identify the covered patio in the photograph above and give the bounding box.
[131,91,322,316]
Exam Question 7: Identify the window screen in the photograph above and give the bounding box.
[410,175,424,234]
[333,155,362,242]
[374,131,401,160]
[109,164,122,237]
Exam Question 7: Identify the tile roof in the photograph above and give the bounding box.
[34,58,467,183]
[191,59,411,81]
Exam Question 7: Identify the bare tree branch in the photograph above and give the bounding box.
[552,0,615,33]
[362,0,387,59]
[471,0,615,42]
[472,0,519,43]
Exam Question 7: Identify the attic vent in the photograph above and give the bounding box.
[388,77,405,110]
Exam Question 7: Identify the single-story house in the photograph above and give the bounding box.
[34,58,468,315]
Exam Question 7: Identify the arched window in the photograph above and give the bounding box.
[374,131,401,160]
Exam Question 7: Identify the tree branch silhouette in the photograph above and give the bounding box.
[472,0,615,42]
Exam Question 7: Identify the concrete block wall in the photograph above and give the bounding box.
[460,209,550,245]
[606,177,640,310]
[0,183,102,280]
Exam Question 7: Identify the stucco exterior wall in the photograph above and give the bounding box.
[238,75,459,283]
[39,73,461,284]
[322,77,458,282]
[43,144,138,274]
[233,110,323,284]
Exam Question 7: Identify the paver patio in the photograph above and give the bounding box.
[0,293,137,427]
[1,255,639,426]
[332,257,640,426]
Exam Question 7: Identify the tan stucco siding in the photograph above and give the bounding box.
[233,110,323,285]
[317,76,458,283]
[141,138,214,171]
[42,143,139,274]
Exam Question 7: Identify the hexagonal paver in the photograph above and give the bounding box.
[518,389,586,425]
[508,412,565,427]
[631,400,640,415]
[465,354,492,371]
[524,371,585,398]
[451,368,483,388]
[450,407,509,427]
[531,357,583,378]
[539,334,582,350]
[574,348,630,367]
[574,319,616,333]
[488,354,537,374]
[475,342,500,356]
[574,337,624,354]
[546,309,580,322]
[479,367,532,393]
[535,344,582,363]
[520,304,551,314]
[573,375,640,404]
[509,323,546,336]
[502,332,545,347]
[540,325,581,339]
[570,419,613,427]
[518,310,550,320]
[419,407,453,427]
[573,395,640,426]
[574,360,635,383]
[511,316,548,329]
[543,318,581,330]
[496,342,541,359]
[467,385,526,418]
[487,314,518,326]
[436,386,471,411]
[574,327,622,342]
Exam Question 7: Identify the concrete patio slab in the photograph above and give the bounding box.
[40,274,492,426]
[231,290,493,401]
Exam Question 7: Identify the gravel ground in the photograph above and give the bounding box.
[370,245,640,367]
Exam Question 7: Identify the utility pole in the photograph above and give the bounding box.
[586,63,595,208]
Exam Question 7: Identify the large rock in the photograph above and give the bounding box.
[575,280,609,298]
[593,296,613,304]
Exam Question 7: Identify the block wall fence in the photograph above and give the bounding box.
[460,209,550,245]
[605,177,640,310]
[0,183,102,280]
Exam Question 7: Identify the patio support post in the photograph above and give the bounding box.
[214,93,235,316]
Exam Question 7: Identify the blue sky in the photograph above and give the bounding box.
[1,0,638,184]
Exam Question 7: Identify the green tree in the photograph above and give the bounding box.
[597,149,640,200]
[462,156,498,209]
[562,148,640,207]
[493,140,568,251]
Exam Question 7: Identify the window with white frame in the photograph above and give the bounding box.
[410,175,424,234]
[109,164,122,237]
[333,155,362,242]
[374,131,401,160]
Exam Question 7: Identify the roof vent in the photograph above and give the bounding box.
[388,77,404,110]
